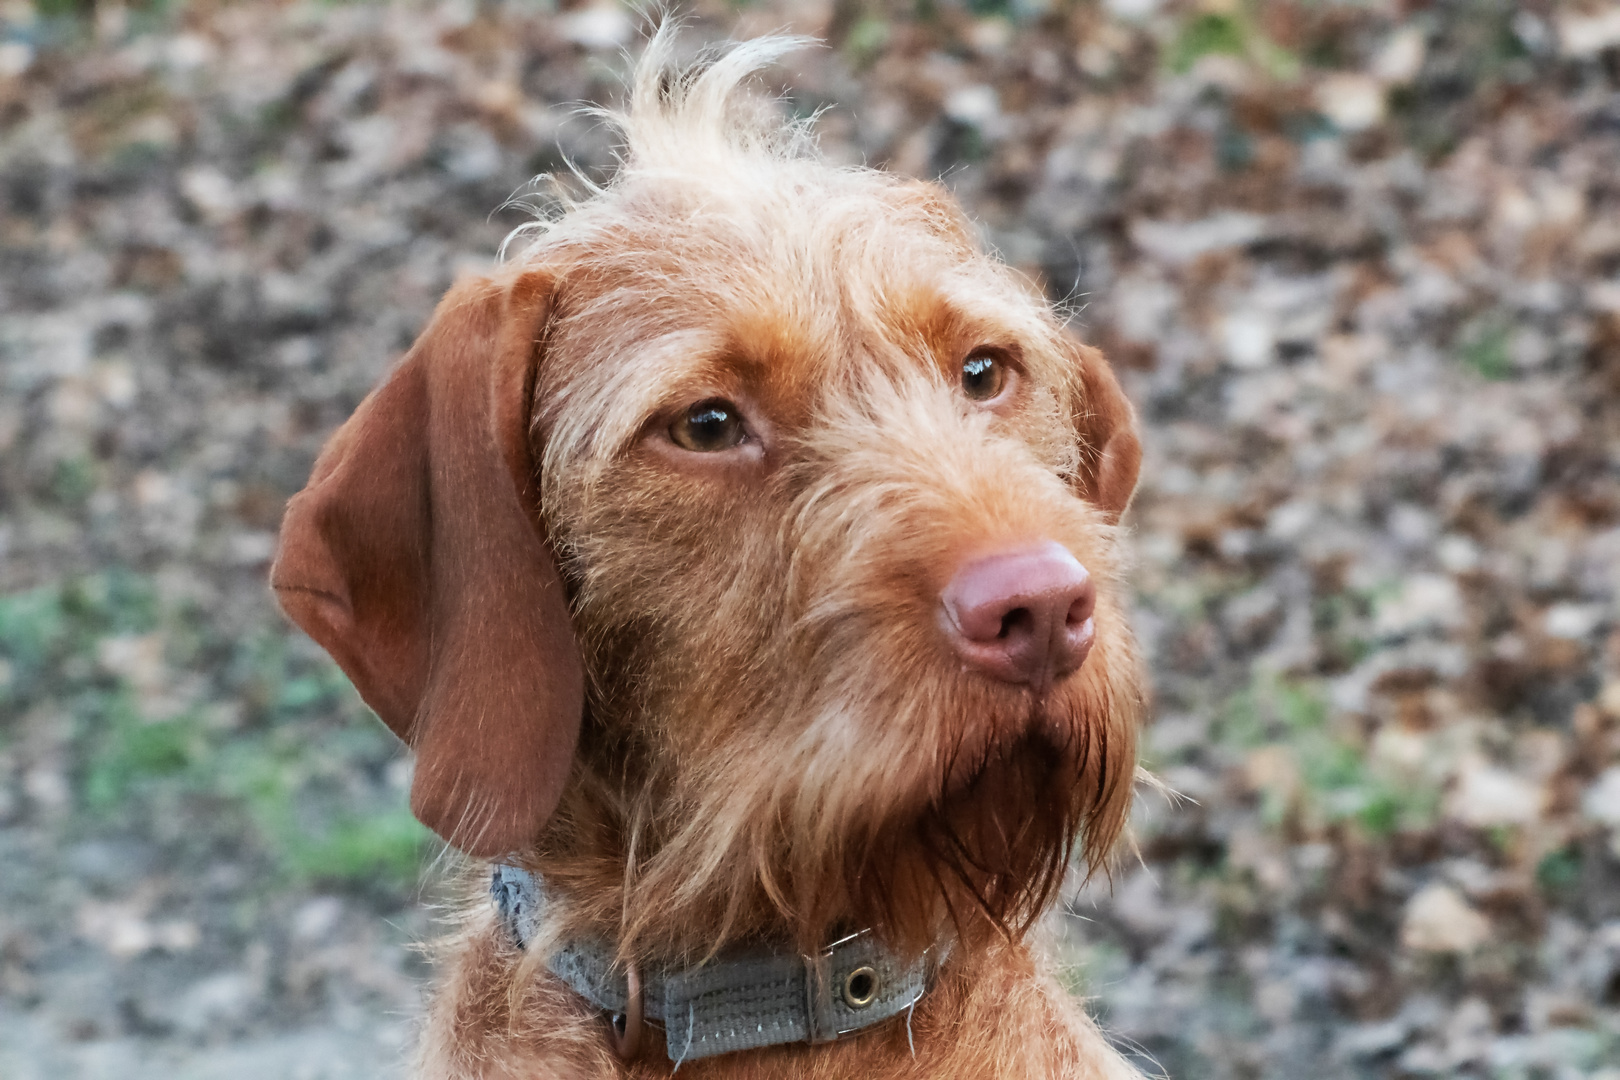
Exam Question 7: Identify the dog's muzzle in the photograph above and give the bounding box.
[492,865,940,1063]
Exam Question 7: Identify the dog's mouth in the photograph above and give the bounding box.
[929,714,1091,846]
[936,692,1086,794]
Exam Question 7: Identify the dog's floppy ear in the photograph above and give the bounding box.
[270,268,583,858]
[1067,338,1142,523]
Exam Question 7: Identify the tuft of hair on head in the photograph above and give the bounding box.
[619,23,820,175]
[502,23,821,258]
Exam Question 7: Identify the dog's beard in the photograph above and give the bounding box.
[841,717,1109,958]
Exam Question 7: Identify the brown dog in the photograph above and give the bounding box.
[272,31,1147,1079]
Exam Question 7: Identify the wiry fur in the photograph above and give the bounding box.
[275,26,1149,1080]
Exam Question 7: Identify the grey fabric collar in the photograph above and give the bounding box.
[491,865,938,1064]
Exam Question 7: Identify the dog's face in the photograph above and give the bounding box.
[272,38,1145,958]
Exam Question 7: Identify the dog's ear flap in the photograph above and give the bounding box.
[1066,338,1141,523]
[271,269,583,858]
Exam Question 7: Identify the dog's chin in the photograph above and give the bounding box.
[846,718,1094,957]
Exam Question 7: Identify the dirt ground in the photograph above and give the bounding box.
[3,0,1620,1076]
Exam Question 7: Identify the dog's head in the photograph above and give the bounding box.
[273,33,1146,957]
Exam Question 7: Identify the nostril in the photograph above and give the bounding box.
[1065,592,1094,628]
[998,608,1032,640]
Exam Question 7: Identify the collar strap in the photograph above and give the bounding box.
[491,865,937,1064]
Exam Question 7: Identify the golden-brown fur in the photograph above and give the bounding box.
[272,28,1148,1079]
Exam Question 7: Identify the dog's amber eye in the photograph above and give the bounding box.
[960,351,1007,402]
[670,400,746,452]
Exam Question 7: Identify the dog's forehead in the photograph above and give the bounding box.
[537,180,1068,457]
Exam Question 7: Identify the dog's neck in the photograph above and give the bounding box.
[536,741,1049,965]
[516,847,966,967]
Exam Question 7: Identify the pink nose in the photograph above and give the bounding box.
[941,542,1096,692]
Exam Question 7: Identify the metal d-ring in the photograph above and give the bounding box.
[608,963,644,1060]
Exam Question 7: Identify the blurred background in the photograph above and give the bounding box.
[2,0,1619,1076]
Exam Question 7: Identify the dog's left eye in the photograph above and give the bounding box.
[669,399,747,452]
[960,350,1010,402]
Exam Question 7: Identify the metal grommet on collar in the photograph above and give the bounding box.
[842,965,879,1009]
[608,963,644,1060]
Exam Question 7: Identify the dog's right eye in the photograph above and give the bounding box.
[669,400,747,452]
